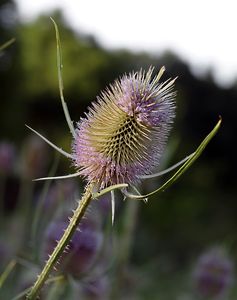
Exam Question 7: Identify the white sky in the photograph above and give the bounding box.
[15,0,237,86]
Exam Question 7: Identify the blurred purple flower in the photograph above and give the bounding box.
[42,180,78,211]
[72,67,176,189]
[97,193,112,216]
[193,247,234,298]
[0,141,15,176]
[20,135,49,178]
[43,216,103,278]
[82,276,109,300]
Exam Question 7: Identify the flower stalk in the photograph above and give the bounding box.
[27,183,93,299]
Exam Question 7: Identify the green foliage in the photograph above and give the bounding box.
[18,13,110,102]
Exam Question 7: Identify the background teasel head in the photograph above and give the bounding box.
[193,247,234,298]
[72,67,176,189]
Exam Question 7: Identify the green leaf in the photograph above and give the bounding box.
[0,260,16,289]
[124,117,222,200]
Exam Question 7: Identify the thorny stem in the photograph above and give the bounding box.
[27,183,94,300]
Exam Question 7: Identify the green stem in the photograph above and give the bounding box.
[0,38,15,52]
[27,184,93,300]
[0,260,16,289]
[31,153,59,249]
[120,200,139,265]
[112,200,139,299]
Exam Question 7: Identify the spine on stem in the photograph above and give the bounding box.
[27,183,93,300]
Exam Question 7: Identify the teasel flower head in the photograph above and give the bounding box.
[72,67,176,189]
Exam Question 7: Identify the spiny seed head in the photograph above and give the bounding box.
[72,67,176,189]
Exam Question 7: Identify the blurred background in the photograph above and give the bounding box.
[0,0,237,299]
